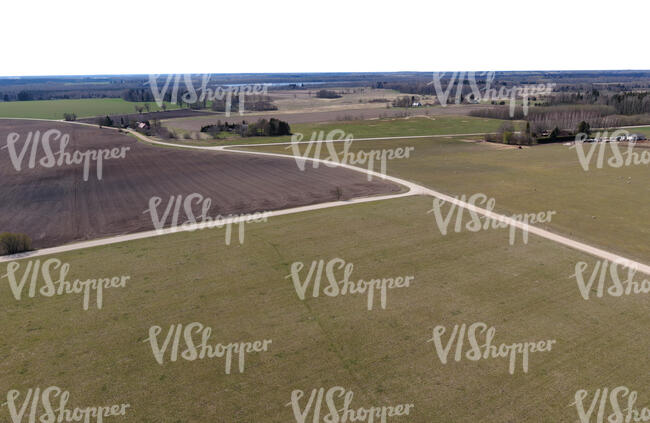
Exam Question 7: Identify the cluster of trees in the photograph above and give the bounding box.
[123,88,279,112]
[547,90,650,115]
[486,119,595,146]
[469,107,528,120]
[609,92,650,115]
[381,78,503,98]
[247,118,290,136]
[0,76,152,101]
[94,115,176,139]
[200,121,240,133]
[122,88,161,102]
[315,89,341,99]
[63,113,77,121]
[0,90,37,101]
[200,118,290,137]
[486,122,534,145]
[382,82,436,96]
[97,116,114,127]
[210,95,277,112]
[133,103,155,113]
[95,115,146,130]
[0,91,114,101]
[17,90,34,101]
[0,232,32,255]
[147,119,174,138]
[392,95,421,108]
[472,105,626,139]
[527,107,618,136]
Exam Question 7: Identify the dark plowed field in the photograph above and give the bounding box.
[76,108,217,124]
[0,120,401,248]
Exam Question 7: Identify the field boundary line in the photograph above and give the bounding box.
[218,133,492,148]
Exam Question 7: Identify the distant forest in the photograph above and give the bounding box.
[3,71,650,102]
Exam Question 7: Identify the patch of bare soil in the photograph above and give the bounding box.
[0,120,401,248]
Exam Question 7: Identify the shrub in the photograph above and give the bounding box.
[96,115,113,127]
[0,232,32,255]
[392,96,412,108]
[63,113,77,121]
[315,89,342,99]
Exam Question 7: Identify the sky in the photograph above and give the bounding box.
[2,0,649,76]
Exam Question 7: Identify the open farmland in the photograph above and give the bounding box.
[0,119,401,248]
[245,135,650,264]
[161,115,512,146]
[0,197,646,422]
[0,98,179,120]
[163,104,491,131]
[76,108,217,124]
[1,68,649,423]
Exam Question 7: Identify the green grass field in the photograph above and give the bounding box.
[0,98,179,120]
[617,125,650,137]
[158,115,518,146]
[1,197,646,422]
[245,136,650,264]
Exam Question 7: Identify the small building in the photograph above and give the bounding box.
[627,133,647,141]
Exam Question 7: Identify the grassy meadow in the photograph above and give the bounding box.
[1,197,646,422]
[245,136,650,264]
[159,115,517,146]
[0,98,179,120]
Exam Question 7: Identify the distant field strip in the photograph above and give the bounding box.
[0,98,178,119]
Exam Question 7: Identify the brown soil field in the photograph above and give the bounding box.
[164,105,488,132]
[76,108,217,124]
[0,120,401,248]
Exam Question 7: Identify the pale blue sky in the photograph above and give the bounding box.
[3,0,648,76]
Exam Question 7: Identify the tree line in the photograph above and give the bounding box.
[200,118,291,137]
